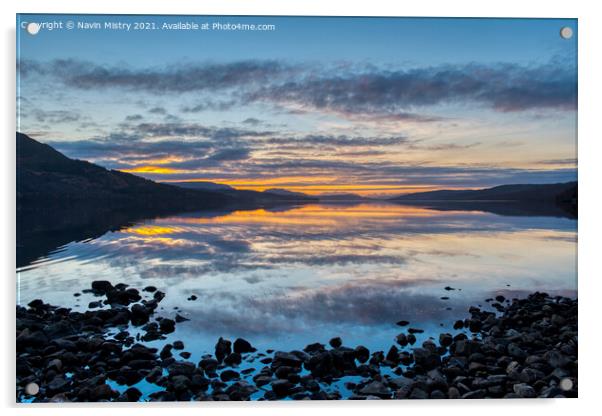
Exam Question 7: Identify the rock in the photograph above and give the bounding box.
[329,337,342,348]
[409,387,429,399]
[220,370,240,382]
[396,320,410,326]
[215,337,232,363]
[47,375,69,393]
[495,295,506,302]
[519,367,545,384]
[448,386,461,399]
[396,333,408,347]
[16,329,48,348]
[253,375,272,387]
[198,357,218,373]
[130,304,151,325]
[172,340,184,350]
[444,286,456,291]
[124,387,142,401]
[304,342,325,353]
[452,339,472,356]
[179,352,191,359]
[271,379,294,397]
[160,344,173,360]
[272,351,303,368]
[89,384,117,401]
[143,286,157,293]
[399,351,413,366]
[47,358,63,371]
[508,343,528,360]
[386,345,399,364]
[224,352,242,366]
[167,361,196,377]
[513,383,536,398]
[412,347,441,370]
[462,389,486,399]
[545,350,572,369]
[359,381,391,398]
[158,318,175,334]
[170,374,191,392]
[91,280,114,294]
[468,319,482,332]
[226,381,258,400]
[354,345,370,363]
[439,333,453,347]
[274,366,296,379]
[174,314,189,323]
[430,389,446,399]
[187,295,197,301]
[453,320,464,330]
[233,338,256,354]
[408,328,424,334]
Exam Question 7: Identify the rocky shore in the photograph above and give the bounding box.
[17,282,577,402]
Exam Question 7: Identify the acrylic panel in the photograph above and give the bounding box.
[16,15,577,402]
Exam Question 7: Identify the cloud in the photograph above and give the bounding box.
[209,148,251,161]
[535,158,577,166]
[181,100,237,113]
[133,122,273,140]
[148,106,167,115]
[31,109,81,124]
[242,117,262,126]
[19,59,576,122]
[408,141,482,151]
[19,58,297,93]
[245,62,576,118]
[263,134,411,148]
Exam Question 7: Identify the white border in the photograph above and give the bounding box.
[2,1,600,415]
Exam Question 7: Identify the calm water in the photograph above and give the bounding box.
[17,203,576,397]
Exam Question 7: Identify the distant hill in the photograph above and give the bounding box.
[169,181,235,192]
[392,182,577,203]
[16,132,235,211]
[263,188,316,201]
[171,183,317,203]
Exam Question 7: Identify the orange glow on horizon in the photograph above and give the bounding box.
[160,177,469,196]
[121,166,187,174]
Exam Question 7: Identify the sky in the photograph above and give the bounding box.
[17,14,578,196]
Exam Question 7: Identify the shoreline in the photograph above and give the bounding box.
[17,282,577,401]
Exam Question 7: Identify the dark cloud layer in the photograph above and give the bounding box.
[246,62,576,117]
[19,59,296,93]
[20,59,577,118]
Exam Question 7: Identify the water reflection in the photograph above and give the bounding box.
[17,203,577,355]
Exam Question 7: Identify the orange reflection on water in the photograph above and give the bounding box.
[166,204,471,227]
[123,225,184,236]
